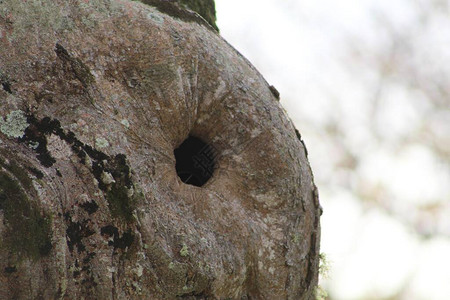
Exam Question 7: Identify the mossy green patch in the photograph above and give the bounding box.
[0,171,52,260]
[139,0,218,32]
[179,0,217,31]
[179,243,189,257]
[101,154,140,222]
[0,159,33,191]
[105,185,136,222]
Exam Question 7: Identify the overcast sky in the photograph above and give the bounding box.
[215,1,450,299]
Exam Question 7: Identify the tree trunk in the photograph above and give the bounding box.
[0,0,321,298]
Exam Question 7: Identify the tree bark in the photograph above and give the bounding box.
[0,0,321,299]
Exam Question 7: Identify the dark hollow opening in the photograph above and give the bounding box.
[174,135,216,187]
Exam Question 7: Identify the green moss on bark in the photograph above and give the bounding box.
[0,171,52,260]
[105,185,136,222]
[139,0,218,31]
[179,0,217,31]
[0,159,33,191]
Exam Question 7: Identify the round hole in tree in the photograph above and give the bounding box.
[174,135,216,187]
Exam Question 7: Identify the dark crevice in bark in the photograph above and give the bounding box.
[22,115,137,221]
[26,166,44,179]
[54,43,95,88]
[79,200,99,215]
[4,266,17,274]
[1,80,12,93]
[0,72,12,94]
[64,214,95,253]
[20,117,57,168]
[100,225,135,251]
[269,85,280,100]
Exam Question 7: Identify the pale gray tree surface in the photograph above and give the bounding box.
[0,0,321,299]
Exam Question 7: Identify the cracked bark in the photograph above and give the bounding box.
[0,0,321,299]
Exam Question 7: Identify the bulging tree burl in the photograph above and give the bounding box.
[0,0,321,299]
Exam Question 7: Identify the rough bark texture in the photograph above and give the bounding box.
[0,0,321,299]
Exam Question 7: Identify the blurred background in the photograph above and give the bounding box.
[215,0,450,299]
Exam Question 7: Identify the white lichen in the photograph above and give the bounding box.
[59,278,68,299]
[315,285,328,300]
[127,187,134,198]
[120,119,130,128]
[133,264,143,277]
[95,137,109,148]
[28,141,39,149]
[180,244,189,257]
[0,110,29,138]
[101,171,115,185]
[319,253,331,278]
[291,234,300,244]
[182,285,192,291]
[84,155,93,168]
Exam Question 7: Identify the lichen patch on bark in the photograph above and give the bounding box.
[0,110,28,138]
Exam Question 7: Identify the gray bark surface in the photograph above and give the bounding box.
[0,0,321,298]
